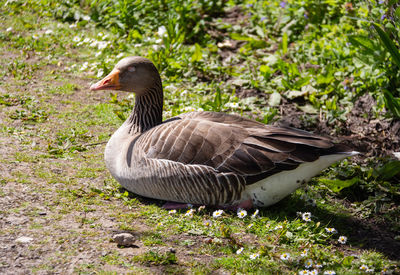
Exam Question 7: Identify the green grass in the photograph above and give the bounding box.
[0,0,399,274]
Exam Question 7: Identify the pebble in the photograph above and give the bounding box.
[112,233,136,247]
[15,236,33,243]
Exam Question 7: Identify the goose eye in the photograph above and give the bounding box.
[128,66,136,72]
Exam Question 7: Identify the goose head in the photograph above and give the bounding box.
[90,56,161,96]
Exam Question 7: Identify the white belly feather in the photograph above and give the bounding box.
[244,152,358,207]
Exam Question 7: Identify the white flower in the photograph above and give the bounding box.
[249,253,259,260]
[224,102,240,109]
[309,269,318,275]
[97,41,108,50]
[360,264,369,271]
[247,223,253,229]
[366,268,374,273]
[6,27,13,32]
[280,253,290,261]
[251,209,259,218]
[45,29,53,35]
[83,38,91,43]
[338,235,347,244]
[116,53,125,59]
[315,263,323,268]
[80,62,89,71]
[32,34,39,40]
[155,38,162,44]
[203,220,212,226]
[236,247,244,254]
[73,36,80,42]
[90,40,98,47]
[237,209,247,219]
[95,51,102,58]
[300,249,308,257]
[197,107,204,112]
[302,212,312,222]
[69,23,77,28]
[158,26,167,37]
[82,15,90,21]
[298,271,310,275]
[212,210,223,218]
[152,45,160,51]
[183,106,196,112]
[198,205,205,211]
[169,209,176,214]
[304,259,313,269]
[96,69,104,78]
[274,225,283,230]
[323,271,336,275]
[325,227,337,234]
[185,209,195,217]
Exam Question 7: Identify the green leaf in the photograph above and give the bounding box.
[375,160,400,180]
[191,43,202,62]
[372,23,400,68]
[230,33,252,41]
[342,256,354,267]
[383,90,400,118]
[281,32,288,55]
[319,177,358,193]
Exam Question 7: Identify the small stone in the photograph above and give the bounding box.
[112,233,136,247]
[15,236,33,243]
[38,212,47,216]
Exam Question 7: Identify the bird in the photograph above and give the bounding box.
[90,56,358,209]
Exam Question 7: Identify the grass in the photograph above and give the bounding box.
[1,0,399,274]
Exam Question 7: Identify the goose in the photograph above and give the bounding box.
[90,56,358,209]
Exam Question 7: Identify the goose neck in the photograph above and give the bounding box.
[127,87,163,134]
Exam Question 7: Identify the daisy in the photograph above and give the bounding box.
[249,253,259,260]
[6,27,13,32]
[280,252,290,261]
[360,264,369,271]
[325,227,337,234]
[158,26,167,37]
[251,209,259,218]
[169,209,177,214]
[96,69,104,78]
[309,269,318,275]
[304,259,313,269]
[237,209,247,219]
[247,223,254,229]
[274,225,283,230]
[299,271,309,275]
[236,247,244,254]
[300,249,308,257]
[315,262,323,268]
[185,209,195,217]
[73,36,80,42]
[203,220,212,226]
[302,212,312,222]
[45,29,53,35]
[212,210,223,218]
[198,205,205,211]
[323,271,336,275]
[338,235,347,244]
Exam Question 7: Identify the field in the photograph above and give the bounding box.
[1,0,399,274]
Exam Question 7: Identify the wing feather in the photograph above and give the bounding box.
[135,111,344,185]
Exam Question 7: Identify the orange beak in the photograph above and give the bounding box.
[90,69,121,91]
